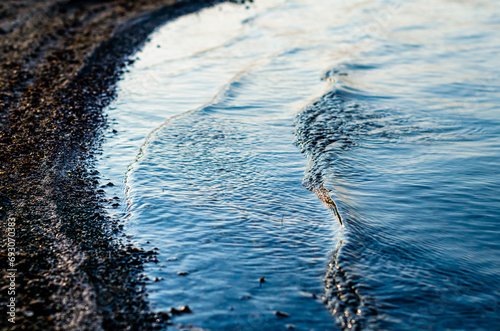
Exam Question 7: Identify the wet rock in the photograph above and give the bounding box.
[170,305,192,316]
[157,311,170,321]
[127,246,141,253]
[275,311,289,318]
[24,310,34,317]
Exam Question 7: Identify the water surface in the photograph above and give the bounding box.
[98,0,500,329]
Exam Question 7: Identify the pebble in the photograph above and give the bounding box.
[170,305,192,315]
[275,311,289,318]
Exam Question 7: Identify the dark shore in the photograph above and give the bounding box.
[0,0,228,329]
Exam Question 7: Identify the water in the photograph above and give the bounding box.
[98,0,500,330]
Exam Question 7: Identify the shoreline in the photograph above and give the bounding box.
[0,0,225,329]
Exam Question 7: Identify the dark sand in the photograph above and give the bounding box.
[0,0,228,329]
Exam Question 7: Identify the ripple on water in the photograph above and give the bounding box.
[98,0,500,329]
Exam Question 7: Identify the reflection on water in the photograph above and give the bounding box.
[98,0,500,329]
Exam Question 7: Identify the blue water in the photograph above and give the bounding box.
[98,0,500,329]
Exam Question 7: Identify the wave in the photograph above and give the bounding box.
[294,74,500,330]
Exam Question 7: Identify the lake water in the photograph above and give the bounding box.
[97,0,500,329]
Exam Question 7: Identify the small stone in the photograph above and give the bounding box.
[158,312,170,320]
[170,305,192,315]
[275,311,289,318]
[127,247,140,253]
[179,305,191,313]
[169,307,181,316]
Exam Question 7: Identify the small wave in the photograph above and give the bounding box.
[294,73,500,329]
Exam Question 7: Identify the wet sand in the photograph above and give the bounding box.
[0,0,225,329]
